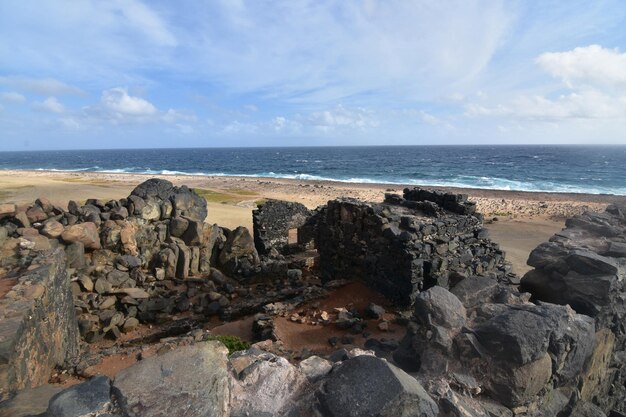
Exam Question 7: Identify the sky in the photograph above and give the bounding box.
[1,0,626,150]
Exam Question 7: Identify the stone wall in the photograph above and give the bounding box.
[520,204,626,413]
[252,199,312,257]
[314,189,508,306]
[0,248,79,401]
[0,179,262,343]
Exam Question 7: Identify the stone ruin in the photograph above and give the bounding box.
[0,178,625,416]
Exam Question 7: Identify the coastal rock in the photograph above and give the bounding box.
[112,341,230,417]
[317,355,438,417]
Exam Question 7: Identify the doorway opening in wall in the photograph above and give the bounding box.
[288,228,298,245]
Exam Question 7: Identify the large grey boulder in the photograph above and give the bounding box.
[414,286,466,329]
[316,355,438,417]
[229,349,309,417]
[112,341,230,417]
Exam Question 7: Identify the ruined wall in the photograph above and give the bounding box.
[0,248,79,401]
[520,204,626,413]
[0,179,261,344]
[315,189,507,306]
[252,199,312,256]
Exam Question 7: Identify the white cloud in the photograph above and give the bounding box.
[0,76,83,96]
[32,97,65,113]
[101,87,157,116]
[537,45,626,89]
[467,44,626,123]
[305,105,379,132]
[0,91,26,103]
[467,92,626,120]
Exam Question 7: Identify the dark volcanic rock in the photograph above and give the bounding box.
[45,375,117,417]
[131,178,176,200]
[317,355,438,417]
[473,306,558,365]
[130,179,207,222]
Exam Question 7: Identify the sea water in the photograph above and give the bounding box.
[0,145,624,195]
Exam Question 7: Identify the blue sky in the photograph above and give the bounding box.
[1,0,626,150]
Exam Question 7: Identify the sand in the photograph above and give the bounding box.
[1,169,625,274]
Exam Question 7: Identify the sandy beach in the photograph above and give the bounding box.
[1,169,624,274]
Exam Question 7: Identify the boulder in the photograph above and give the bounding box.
[414,286,466,329]
[130,179,207,222]
[112,341,230,417]
[0,203,16,218]
[26,205,48,223]
[45,375,117,417]
[229,349,309,417]
[485,354,552,408]
[473,306,559,365]
[131,178,175,201]
[41,220,64,238]
[450,276,501,309]
[61,222,100,250]
[140,198,161,221]
[299,355,333,382]
[169,216,189,238]
[566,250,618,276]
[171,186,207,222]
[182,219,204,246]
[316,355,438,417]
[109,206,128,220]
[218,226,260,276]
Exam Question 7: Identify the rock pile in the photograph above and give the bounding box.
[36,342,440,417]
[0,179,266,343]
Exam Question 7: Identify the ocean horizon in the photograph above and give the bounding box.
[1,145,625,195]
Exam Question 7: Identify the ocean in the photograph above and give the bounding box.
[0,145,624,195]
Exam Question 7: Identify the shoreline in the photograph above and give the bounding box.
[2,169,625,275]
[1,168,622,216]
[2,167,624,198]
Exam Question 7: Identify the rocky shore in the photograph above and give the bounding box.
[0,178,625,416]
